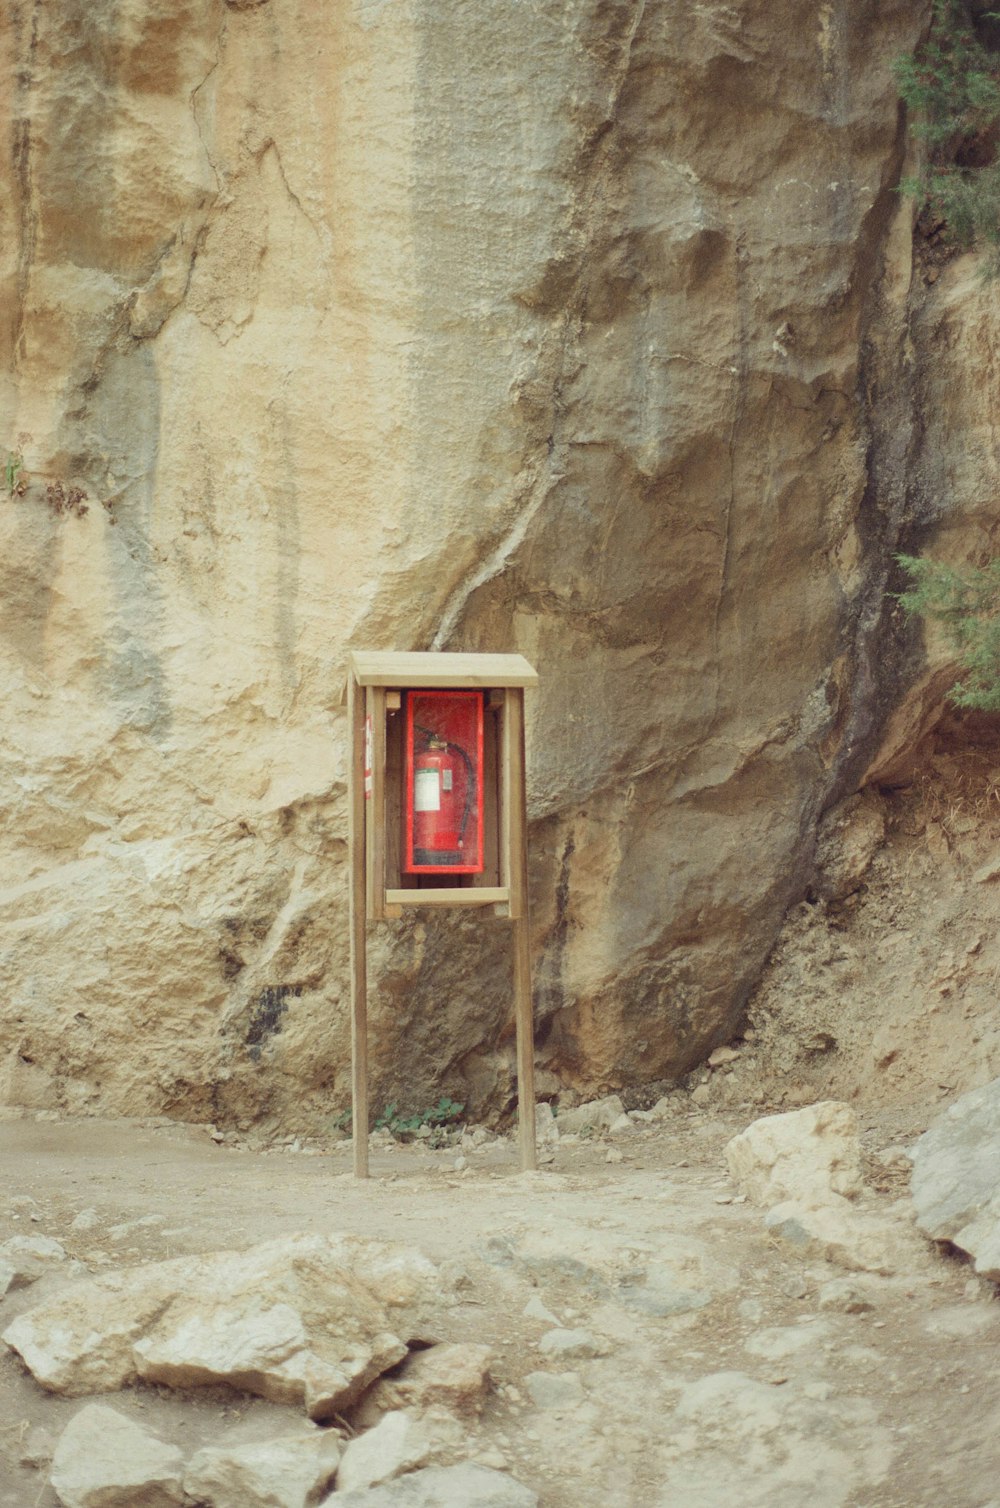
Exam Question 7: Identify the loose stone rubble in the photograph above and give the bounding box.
[0,1091,993,1508]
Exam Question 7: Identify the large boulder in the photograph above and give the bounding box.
[909,1077,1000,1278]
[726,1104,908,1275]
[49,1404,184,1508]
[3,1233,442,1417]
[725,1102,864,1207]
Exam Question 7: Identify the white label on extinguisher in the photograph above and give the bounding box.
[414,768,441,812]
[364,716,373,799]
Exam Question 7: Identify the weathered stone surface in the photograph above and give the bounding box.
[664,1371,892,1506]
[910,1078,1000,1279]
[354,1343,492,1427]
[2,1233,441,1415]
[555,1097,625,1136]
[20,1424,56,1470]
[522,1295,559,1325]
[817,1279,877,1315]
[336,1411,435,1494]
[525,1371,586,1410]
[725,1103,864,1207]
[725,1104,905,1275]
[183,1427,342,1508]
[763,1200,895,1277]
[0,1233,67,1295]
[49,1403,184,1508]
[616,1266,712,1320]
[0,0,934,1127]
[537,1327,602,1359]
[327,1464,538,1508]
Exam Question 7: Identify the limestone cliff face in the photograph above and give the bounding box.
[0,0,941,1128]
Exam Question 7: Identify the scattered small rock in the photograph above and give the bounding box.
[522,1295,559,1325]
[525,1371,586,1409]
[817,1279,876,1314]
[537,1327,602,1359]
[19,1424,56,1470]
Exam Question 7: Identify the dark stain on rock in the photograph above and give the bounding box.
[219,947,245,981]
[246,984,301,1059]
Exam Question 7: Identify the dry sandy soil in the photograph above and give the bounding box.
[0,1098,997,1508]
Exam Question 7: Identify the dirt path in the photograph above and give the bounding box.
[1,1104,998,1507]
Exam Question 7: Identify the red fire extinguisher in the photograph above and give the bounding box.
[404,691,484,874]
[412,734,472,866]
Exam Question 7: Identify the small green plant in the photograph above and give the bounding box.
[5,448,25,498]
[374,1096,465,1143]
[4,437,90,518]
[895,0,1000,253]
[331,1108,352,1134]
[896,552,1000,709]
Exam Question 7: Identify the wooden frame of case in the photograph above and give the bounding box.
[344,650,538,1177]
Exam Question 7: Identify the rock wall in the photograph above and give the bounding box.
[0,0,946,1130]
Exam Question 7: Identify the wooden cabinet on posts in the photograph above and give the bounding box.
[343,651,538,1178]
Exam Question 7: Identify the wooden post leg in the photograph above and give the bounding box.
[347,676,369,1179]
[513,914,536,1172]
[350,897,369,1179]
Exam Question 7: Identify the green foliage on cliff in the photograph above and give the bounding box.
[895,0,1000,250]
[897,553,1000,710]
